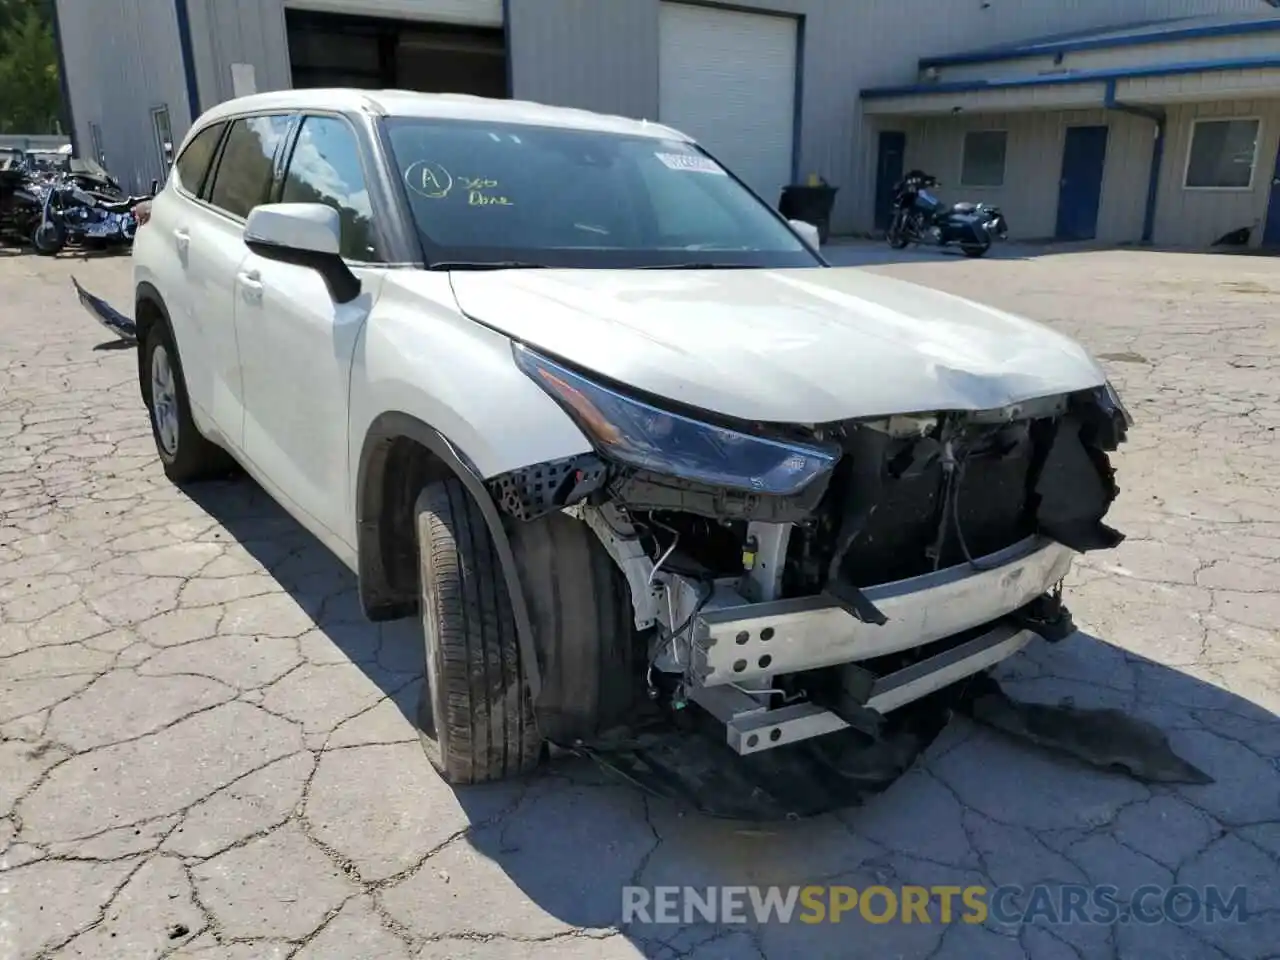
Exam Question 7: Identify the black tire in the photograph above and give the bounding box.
[32,220,65,256]
[961,241,991,258]
[887,216,910,250]
[508,510,638,746]
[414,479,543,784]
[142,323,234,483]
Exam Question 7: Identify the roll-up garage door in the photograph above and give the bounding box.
[284,0,503,28]
[658,2,798,203]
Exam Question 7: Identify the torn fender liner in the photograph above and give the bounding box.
[956,675,1213,785]
[577,674,1211,820]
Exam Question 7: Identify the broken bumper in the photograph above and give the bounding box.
[690,535,1075,687]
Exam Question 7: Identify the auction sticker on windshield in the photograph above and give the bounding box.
[655,152,726,175]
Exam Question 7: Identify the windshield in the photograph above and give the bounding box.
[383,118,821,269]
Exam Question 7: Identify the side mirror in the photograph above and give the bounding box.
[789,218,821,250]
[244,203,360,304]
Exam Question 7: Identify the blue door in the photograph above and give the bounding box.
[1055,125,1109,241]
[1263,140,1280,247]
[874,131,906,231]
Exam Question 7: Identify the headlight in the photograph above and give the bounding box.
[1103,379,1133,427]
[514,344,839,496]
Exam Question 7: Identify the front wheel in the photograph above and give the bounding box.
[32,220,65,256]
[887,214,910,249]
[415,479,543,785]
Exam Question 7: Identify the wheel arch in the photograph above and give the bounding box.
[355,411,542,700]
[134,282,171,402]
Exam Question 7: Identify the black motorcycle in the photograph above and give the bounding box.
[887,170,1008,258]
[31,179,150,255]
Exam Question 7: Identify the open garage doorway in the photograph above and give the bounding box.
[285,7,507,98]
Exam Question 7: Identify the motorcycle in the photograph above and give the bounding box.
[886,169,1008,259]
[30,178,153,256]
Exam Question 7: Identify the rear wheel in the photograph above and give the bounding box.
[142,323,234,483]
[961,240,991,258]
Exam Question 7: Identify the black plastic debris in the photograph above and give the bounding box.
[72,276,137,343]
[956,674,1213,785]
[577,672,1212,820]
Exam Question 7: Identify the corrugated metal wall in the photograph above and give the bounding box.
[54,0,193,193]
[507,0,1263,233]
[899,110,1153,242]
[185,0,292,106]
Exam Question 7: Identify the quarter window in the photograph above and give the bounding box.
[960,130,1007,188]
[280,115,378,261]
[1184,118,1259,189]
[173,122,225,195]
[207,115,293,219]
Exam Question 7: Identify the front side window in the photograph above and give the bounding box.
[383,118,818,269]
[207,114,293,219]
[960,130,1007,188]
[1185,118,1259,189]
[281,115,378,261]
[173,122,225,195]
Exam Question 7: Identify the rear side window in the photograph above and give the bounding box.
[207,115,293,219]
[173,122,225,195]
[281,116,378,261]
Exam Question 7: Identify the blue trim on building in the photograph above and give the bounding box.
[1100,79,1165,245]
[48,0,78,154]
[502,0,513,98]
[790,14,805,184]
[862,54,1280,99]
[174,0,202,122]
[919,16,1280,69]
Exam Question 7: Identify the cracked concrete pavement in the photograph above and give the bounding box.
[1,245,1278,959]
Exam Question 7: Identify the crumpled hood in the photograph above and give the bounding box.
[443,267,1107,423]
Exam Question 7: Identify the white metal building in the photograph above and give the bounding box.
[51,0,1274,239]
[863,11,1280,247]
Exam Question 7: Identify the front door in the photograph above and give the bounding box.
[236,114,380,544]
[1056,125,1109,241]
[1263,139,1280,247]
[875,130,906,231]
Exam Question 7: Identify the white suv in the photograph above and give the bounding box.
[79,89,1130,785]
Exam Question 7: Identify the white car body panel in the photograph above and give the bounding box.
[235,252,383,546]
[447,266,1108,424]
[346,271,592,509]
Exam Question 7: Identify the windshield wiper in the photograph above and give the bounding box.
[640,263,758,270]
[429,261,549,271]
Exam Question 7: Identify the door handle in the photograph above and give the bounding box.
[173,229,190,253]
[237,270,263,302]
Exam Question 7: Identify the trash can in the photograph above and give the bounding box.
[779,182,839,244]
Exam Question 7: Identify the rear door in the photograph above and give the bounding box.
[149,121,227,425]
[193,113,296,450]
[234,112,383,544]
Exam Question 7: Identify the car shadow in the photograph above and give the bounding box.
[185,475,1278,959]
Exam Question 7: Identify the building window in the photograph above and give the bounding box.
[88,122,105,166]
[151,106,175,173]
[960,130,1007,187]
[1184,118,1260,190]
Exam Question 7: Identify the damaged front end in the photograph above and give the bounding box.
[491,344,1132,762]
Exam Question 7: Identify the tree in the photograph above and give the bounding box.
[0,0,61,134]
